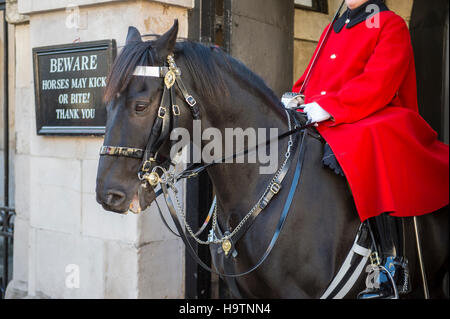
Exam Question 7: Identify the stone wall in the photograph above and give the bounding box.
[7,0,192,299]
[229,0,294,97]
[293,0,414,83]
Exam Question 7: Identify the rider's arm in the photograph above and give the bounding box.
[314,15,414,125]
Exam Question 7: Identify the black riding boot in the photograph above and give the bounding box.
[357,213,411,299]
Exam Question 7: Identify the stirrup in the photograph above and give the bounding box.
[358,256,411,299]
[396,257,411,295]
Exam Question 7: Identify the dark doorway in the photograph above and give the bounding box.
[186,0,229,299]
[410,0,450,143]
[185,0,294,299]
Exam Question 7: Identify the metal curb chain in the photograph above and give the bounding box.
[162,110,294,246]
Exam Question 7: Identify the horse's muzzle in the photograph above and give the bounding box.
[96,189,129,214]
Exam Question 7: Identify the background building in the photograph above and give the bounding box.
[0,0,448,299]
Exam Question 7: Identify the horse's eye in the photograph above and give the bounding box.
[135,102,149,113]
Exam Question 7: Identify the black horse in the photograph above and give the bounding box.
[96,21,449,298]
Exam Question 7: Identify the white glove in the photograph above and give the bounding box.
[302,102,332,123]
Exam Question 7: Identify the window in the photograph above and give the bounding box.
[295,0,328,14]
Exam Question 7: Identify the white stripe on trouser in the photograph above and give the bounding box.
[333,254,370,299]
[320,230,371,299]
[320,246,354,299]
[353,243,371,258]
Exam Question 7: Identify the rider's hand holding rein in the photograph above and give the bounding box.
[301,102,332,124]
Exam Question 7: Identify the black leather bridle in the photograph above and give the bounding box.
[100,54,200,187]
[99,52,313,281]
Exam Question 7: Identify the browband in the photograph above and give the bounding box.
[133,66,177,78]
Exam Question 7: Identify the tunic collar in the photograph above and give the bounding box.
[334,0,389,33]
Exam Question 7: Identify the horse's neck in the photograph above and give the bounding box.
[201,78,289,226]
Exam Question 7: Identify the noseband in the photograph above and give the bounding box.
[100,54,200,186]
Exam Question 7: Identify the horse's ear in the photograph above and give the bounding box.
[126,26,142,44]
[155,19,178,58]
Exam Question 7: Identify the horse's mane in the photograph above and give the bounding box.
[103,40,284,116]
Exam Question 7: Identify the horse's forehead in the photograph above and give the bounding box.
[123,75,158,97]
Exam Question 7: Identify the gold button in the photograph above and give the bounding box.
[331,54,337,59]
[321,91,327,95]
[345,19,350,24]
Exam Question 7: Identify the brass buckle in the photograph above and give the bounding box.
[270,182,281,194]
[185,95,197,107]
[370,251,381,266]
[141,158,155,172]
[172,105,180,116]
[158,106,166,119]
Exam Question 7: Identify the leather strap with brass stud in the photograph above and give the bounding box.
[145,171,161,187]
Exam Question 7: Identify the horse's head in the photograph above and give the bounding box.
[96,20,183,214]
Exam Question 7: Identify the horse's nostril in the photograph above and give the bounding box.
[105,190,127,207]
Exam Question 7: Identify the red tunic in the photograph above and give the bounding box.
[293,10,449,221]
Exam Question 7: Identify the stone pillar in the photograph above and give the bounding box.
[229,0,294,97]
[7,0,193,299]
[293,0,343,84]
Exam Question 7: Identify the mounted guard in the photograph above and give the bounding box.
[289,0,449,299]
[96,7,449,298]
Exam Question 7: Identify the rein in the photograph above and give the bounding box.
[177,120,316,180]
[99,53,311,278]
[158,130,307,277]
